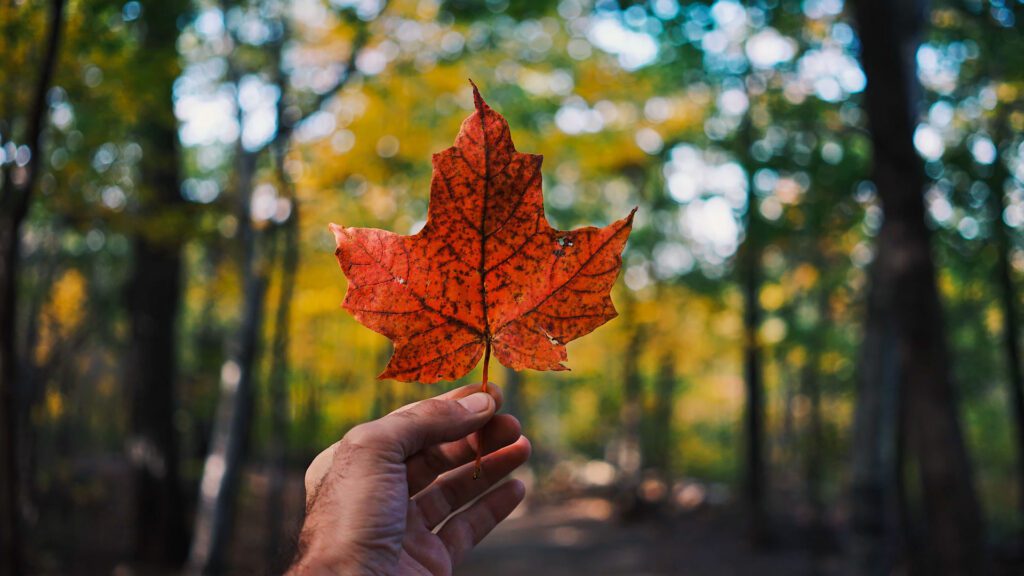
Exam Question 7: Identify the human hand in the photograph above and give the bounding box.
[288,382,531,576]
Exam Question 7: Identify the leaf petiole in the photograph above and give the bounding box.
[473,341,491,479]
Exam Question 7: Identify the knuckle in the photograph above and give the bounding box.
[412,398,454,420]
[420,445,450,475]
[342,422,381,450]
[303,467,317,496]
[447,520,476,561]
[303,459,319,489]
[303,442,340,502]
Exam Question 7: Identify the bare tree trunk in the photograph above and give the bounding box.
[802,248,828,556]
[615,306,646,518]
[851,0,986,573]
[651,353,677,475]
[988,136,1024,526]
[851,268,906,574]
[187,145,266,575]
[126,235,188,564]
[266,211,297,570]
[608,294,642,515]
[740,136,768,546]
[18,225,61,526]
[124,0,190,567]
[794,147,831,556]
[502,365,523,417]
[186,1,278,567]
[266,91,300,568]
[371,366,391,419]
[0,215,23,576]
[187,8,374,571]
[0,1,65,572]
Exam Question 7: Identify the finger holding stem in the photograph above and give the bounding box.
[474,342,491,479]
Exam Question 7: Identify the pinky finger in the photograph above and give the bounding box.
[437,479,525,567]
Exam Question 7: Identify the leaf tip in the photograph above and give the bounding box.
[468,78,484,113]
[328,222,346,245]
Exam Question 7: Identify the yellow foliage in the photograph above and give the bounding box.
[1011,110,1024,133]
[35,269,88,365]
[939,269,956,298]
[931,8,959,28]
[760,317,787,346]
[985,305,1003,337]
[759,284,785,311]
[821,350,848,375]
[996,82,1018,103]
[787,346,807,369]
[791,263,819,291]
[46,390,64,420]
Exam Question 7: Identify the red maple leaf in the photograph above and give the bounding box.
[330,82,635,384]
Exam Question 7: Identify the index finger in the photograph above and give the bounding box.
[390,381,504,416]
[304,382,503,495]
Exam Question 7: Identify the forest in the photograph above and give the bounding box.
[1,0,1024,574]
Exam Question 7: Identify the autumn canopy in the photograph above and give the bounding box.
[331,83,635,383]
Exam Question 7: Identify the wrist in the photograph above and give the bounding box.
[289,539,381,576]
[287,555,339,576]
[289,537,354,575]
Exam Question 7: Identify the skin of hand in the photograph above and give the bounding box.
[288,382,531,576]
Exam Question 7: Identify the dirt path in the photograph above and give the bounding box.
[457,497,851,576]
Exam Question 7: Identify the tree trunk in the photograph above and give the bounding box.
[802,249,828,555]
[851,0,986,573]
[502,365,523,417]
[851,264,906,574]
[651,353,677,475]
[126,236,188,563]
[266,130,299,570]
[615,310,646,518]
[17,224,60,527]
[796,152,832,553]
[988,141,1024,526]
[187,147,266,575]
[266,221,296,571]
[0,219,23,576]
[187,8,373,570]
[125,0,189,567]
[741,151,768,546]
[0,1,65,572]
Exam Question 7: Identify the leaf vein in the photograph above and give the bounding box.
[344,228,483,336]
[494,217,631,333]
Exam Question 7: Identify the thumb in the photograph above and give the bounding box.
[347,392,495,462]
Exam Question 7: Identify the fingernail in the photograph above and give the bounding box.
[458,392,492,413]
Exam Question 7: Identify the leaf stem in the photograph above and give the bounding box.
[482,340,490,393]
[473,341,491,479]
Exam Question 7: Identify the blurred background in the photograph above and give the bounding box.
[1,0,1024,574]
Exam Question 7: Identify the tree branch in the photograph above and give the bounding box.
[255,7,380,157]
[8,0,66,222]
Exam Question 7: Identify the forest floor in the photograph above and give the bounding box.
[229,467,859,576]
[455,496,852,576]
[26,460,1024,575]
[225,466,856,576]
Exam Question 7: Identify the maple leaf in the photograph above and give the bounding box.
[330,82,635,384]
